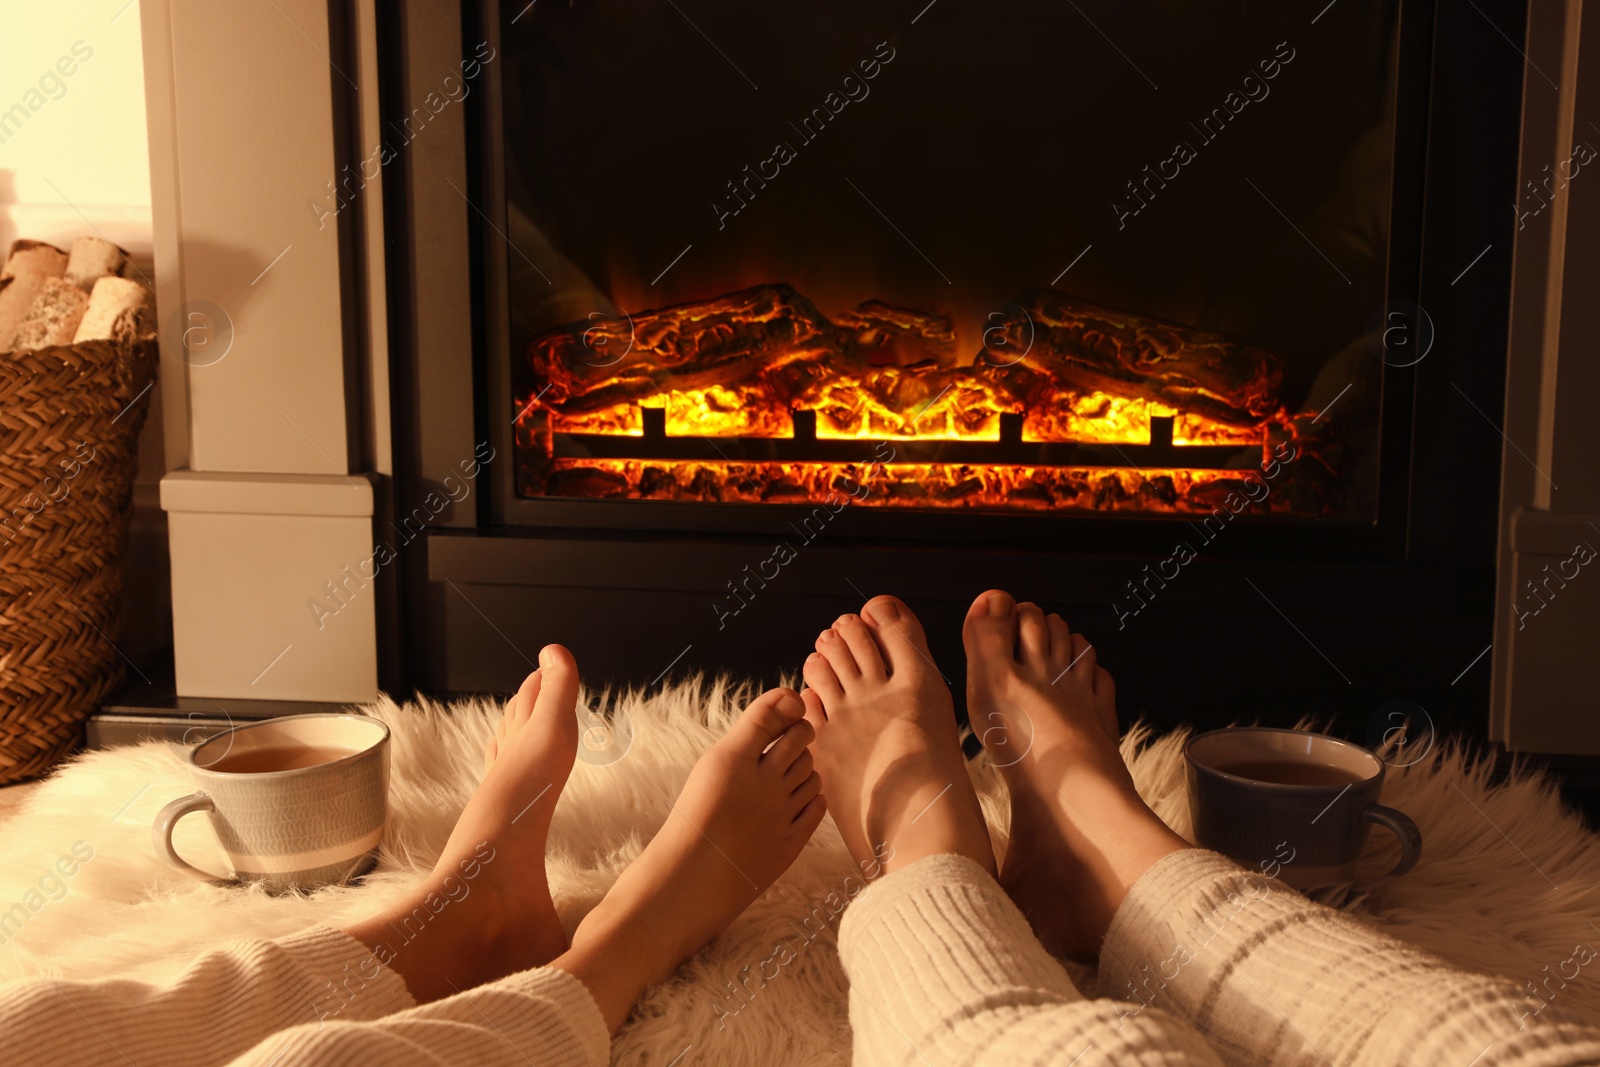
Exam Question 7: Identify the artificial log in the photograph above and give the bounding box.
[523,283,1284,430]
[835,300,957,365]
[983,289,1284,426]
[528,284,836,413]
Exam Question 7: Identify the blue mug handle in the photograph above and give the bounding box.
[1354,804,1422,891]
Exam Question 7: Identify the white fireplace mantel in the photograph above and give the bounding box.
[140,0,390,701]
[1490,0,1600,753]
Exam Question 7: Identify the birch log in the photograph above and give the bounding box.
[64,236,129,291]
[0,273,51,351]
[12,278,91,349]
[73,276,154,343]
[1,239,68,280]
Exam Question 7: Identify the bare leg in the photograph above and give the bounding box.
[801,594,997,879]
[963,589,1188,960]
[343,645,581,1003]
[551,687,826,1033]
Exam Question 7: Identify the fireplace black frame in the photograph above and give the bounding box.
[378,0,1526,745]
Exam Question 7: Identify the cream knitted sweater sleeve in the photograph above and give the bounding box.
[0,925,414,1067]
[228,960,608,1067]
[0,924,609,1067]
[1101,849,1600,1067]
[837,852,1226,1066]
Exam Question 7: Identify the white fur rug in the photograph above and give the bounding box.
[3,678,1599,1066]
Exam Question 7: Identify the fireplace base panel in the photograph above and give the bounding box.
[418,530,1493,743]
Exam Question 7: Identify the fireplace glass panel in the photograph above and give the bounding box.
[501,0,1398,518]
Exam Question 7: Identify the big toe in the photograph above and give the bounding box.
[861,595,934,677]
[530,644,582,743]
[964,589,1019,667]
[729,687,808,754]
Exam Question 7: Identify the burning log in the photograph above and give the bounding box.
[528,283,837,414]
[835,300,956,365]
[523,284,1284,439]
[981,290,1283,427]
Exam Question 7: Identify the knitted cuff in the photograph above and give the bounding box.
[277,925,417,1021]
[489,966,611,1067]
[840,852,1083,1009]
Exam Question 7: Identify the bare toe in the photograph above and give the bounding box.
[963,589,1018,666]
[762,716,815,771]
[803,651,844,704]
[832,613,886,681]
[726,687,808,753]
[1016,602,1050,669]
[816,628,861,680]
[1046,613,1075,674]
[861,595,934,678]
[509,669,542,727]
[1066,631,1095,680]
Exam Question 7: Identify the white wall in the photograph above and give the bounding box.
[0,1,152,259]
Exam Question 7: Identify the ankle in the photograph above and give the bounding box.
[571,894,679,989]
[556,900,684,1034]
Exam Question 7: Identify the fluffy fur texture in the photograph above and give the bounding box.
[0,679,1597,1065]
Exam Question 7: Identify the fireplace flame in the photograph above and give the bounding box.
[515,284,1322,514]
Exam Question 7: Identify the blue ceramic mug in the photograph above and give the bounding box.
[1186,726,1421,892]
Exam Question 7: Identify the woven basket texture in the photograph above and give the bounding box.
[0,336,157,784]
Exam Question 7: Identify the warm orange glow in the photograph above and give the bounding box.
[549,385,1258,446]
[535,458,1285,514]
[517,284,1305,513]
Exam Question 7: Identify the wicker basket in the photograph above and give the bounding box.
[0,336,158,783]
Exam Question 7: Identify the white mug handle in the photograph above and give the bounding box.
[153,792,227,883]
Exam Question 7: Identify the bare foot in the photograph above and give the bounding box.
[554,687,825,1032]
[344,645,580,1003]
[802,595,996,880]
[965,590,1188,961]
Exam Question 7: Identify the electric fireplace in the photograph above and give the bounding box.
[378,0,1527,737]
[499,4,1386,527]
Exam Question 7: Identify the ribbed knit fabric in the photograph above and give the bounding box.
[0,925,413,1067]
[1102,849,1600,1067]
[0,923,609,1067]
[229,964,609,1067]
[837,853,1225,1066]
[13,851,1600,1066]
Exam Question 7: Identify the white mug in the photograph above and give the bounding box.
[153,714,389,893]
